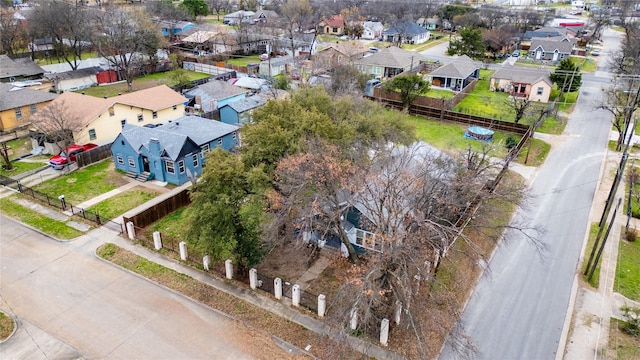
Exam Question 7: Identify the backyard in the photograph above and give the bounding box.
[76,70,209,98]
[614,233,640,301]
[0,136,50,177]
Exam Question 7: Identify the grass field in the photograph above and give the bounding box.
[77,70,210,98]
[0,161,47,177]
[583,223,603,288]
[615,235,640,301]
[87,187,158,221]
[226,54,261,66]
[0,197,84,239]
[34,160,128,205]
[35,51,99,65]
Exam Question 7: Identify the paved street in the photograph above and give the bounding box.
[0,215,293,360]
[440,28,621,360]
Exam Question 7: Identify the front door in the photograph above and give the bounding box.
[142,156,150,172]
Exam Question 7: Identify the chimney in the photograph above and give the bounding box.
[149,138,161,155]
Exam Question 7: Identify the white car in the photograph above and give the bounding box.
[591,49,601,56]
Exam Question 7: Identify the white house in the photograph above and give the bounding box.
[362,21,384,40]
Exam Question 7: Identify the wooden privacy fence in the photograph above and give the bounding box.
[76,144,113,168]
[123,188,191,228]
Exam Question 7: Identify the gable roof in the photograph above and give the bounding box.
[321,15,344,28]
[357,46,426,68]
[39,85,187,131]
[320,42,368,57]
[363,21,384,31]
[158,20,194,30]
[118,116,239,160]
[530,38,574,54]
[0,83,58,111]
[185,80,246,100]
[429,55,480,79]
[232,77,267,90]
[0,55,45,81]
[491,64,552,86]
[44,67,102,81]
[384,22,429,37]
[222,95,266,113]
[182,30,218,43]
[253,10,279,21]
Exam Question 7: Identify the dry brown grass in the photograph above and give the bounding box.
[0,311,15,341]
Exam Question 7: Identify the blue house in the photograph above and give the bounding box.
[111,116,240,185]
[159,21,195,37]
[219,95,266,125]
[184,80,246,116]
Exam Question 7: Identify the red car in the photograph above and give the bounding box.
[49,143,98,169]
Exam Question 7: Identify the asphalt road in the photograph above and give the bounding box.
[440,28,621,360]
[0,215,287,359]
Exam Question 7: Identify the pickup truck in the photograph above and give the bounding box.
[49,143,98,169]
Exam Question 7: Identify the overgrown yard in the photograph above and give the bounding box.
[34,160,128,205]
[0,311,15,341]
[96,243,358,359]
[87,187,158,221]
[76,70,209,98]
[614,236,640,301]
[0,196,84,239]
[608,318,640,359]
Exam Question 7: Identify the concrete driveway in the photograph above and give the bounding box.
[0,215,291,359]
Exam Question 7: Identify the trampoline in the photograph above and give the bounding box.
[464,126,494,142]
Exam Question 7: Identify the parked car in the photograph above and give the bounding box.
[512,50,520,57]
[49,143,98,169]
[591,49,601,56]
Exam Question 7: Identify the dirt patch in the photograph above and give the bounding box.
[256,241,319,281]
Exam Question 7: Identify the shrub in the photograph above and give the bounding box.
[505,136,518,149]
[625,229,638,242]
[621,306,640,337]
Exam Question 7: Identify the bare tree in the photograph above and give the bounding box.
[0,8,28,58]
[30,100,82,153]
[30,0,91,70]
[207,0,230,21]
[599,75,640,151]
[277,0,313,57]
[146,0,190,44]
[92,7,161,92]
[505,96,532,124]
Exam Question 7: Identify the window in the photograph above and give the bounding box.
[89,129,97,140]
[332,27,338,33]
[128,159,135,168]
[193,154,199,167]
[116,156,124,165]
[201,144,210,153]
[14,108,22,120]
[109,107,115,116]
[172,105,177,110]
[137,114,143,122]
[30,104,37,114]
[166,161,175,174]
[232,132,237,140]
[178,160,185,173]
[152,111,158,119]
[217,138,223,146]
[537,87,543,95]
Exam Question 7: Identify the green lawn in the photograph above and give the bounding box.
[515,138,551,167]
[35,51,99,65]
[0,161,47,177]
[0,197,84,239]
[3,137,33,159]
[227,55,261,66]
[87,187,158,221]
[34,160,128,205]
[149,207,189,242]
[571,57,597,73]
[615,234,640,301]
[77,70,210,98]
[426,88,455,100]
[454,70,517,121]
[583,223,602,288]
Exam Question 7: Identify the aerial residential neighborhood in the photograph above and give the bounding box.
[1,0,640,359]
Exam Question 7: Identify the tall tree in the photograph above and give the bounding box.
[181,0,209,20]
[185,148,268,267]
[146,0,190,43]
[29,100,83,154]
[0,9,28,58]
[447,27,485,60]
[92,7,161,92]
[206,0,230,21]
[550,58,582,93]
[382,74,430,112]
[277,0,313,57]
[30,0,91,70]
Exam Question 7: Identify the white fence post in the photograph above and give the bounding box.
[249,268,258,289]
[203,255,210,271]
[318,294,326,318]
[292,284,300,306]
[152,231,162,250]
[350,309,358,330]
[395,301,402,325]
[126,221,135,240]
[179,241,187,261]
[274,278,282,300]
[380,318,390,346]
[225,259,233,279]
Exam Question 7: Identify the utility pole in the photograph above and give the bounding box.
[587,198,622,282]
[627,159,635,231]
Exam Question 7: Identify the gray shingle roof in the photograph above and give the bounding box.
[530,38,574,54]
[225,95,266,113]
[429,55,480,79]
[491,64,551,86]
[44,67,102,80]
[384,22,429,37]
[0,55,45,80]
[356,46,426,68]
[0,83,57,111]
[119,116,239,160]
[185,80,246,100]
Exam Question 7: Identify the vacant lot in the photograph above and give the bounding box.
[77,70,209,98]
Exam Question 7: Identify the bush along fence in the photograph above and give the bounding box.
[123,222,326,317]
[0,174,123,233]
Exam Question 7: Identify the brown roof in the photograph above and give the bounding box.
[112,85,187,111]
[322,42,368,57]
[321,15,344,28]
[45,92,112,131]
